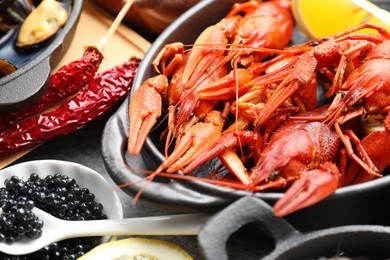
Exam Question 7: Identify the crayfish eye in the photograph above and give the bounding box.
[341,91,346,98]
[269,171,279,181]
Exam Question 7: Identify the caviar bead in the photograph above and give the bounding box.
[25,200,35,210]
[66,193,75,202]
[28,228,41,238]
[29,173,40,182]
[15,208,27,221]
[53,251,61,258]
[5,235,15,244]
[4,179,15,191]
[56,187,67,196]
[2,218,13,231]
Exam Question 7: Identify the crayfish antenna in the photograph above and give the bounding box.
[273,162,340,217]
[183,130,261,185]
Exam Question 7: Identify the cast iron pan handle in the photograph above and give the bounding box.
[101,99,233,211]
[0,57,50,112]
[198,196,300,260]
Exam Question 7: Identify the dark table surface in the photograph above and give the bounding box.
[9,1,390,259]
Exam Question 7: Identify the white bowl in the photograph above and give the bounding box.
[0,159,124,243]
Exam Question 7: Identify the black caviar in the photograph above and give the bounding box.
[0,173,107,259]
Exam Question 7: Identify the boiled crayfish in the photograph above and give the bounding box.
[128,0,294,156]
[127,0,390,217]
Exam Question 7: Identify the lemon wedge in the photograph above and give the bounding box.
[78,238,194,260]
[292,0,390,39]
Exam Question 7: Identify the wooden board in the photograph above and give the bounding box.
[0,0,151,169]
[54,0,151,71]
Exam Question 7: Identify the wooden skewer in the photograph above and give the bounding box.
[97,0,135,51]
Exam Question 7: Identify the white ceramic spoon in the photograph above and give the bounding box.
[0,207,211,255]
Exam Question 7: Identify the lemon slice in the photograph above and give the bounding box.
[78,238,194,260]
[292,0,390,39]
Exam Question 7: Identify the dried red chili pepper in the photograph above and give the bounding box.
[0,46,104,127]
[0,57,141,154]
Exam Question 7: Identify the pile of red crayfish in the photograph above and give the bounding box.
[128,0,390,217]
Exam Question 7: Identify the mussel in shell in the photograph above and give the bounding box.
[16,0,68,48]
[0,58,17,78]
[0,0,34,36]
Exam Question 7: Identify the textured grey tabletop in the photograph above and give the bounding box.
[10,1,390,259]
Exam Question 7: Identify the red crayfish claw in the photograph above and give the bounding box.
[128,75,168,155]
[273,162,341,217]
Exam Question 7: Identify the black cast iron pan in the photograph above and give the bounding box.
[101,0,390,232]
[0,0,83,113]
[198,196,390,260]
[102,98,390,232]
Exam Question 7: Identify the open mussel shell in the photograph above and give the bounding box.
[16,0,68,49]
[0,0,34,35]
[0,58,17,77]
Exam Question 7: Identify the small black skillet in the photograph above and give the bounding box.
[0,0,82,113]
[198,196,390,260]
